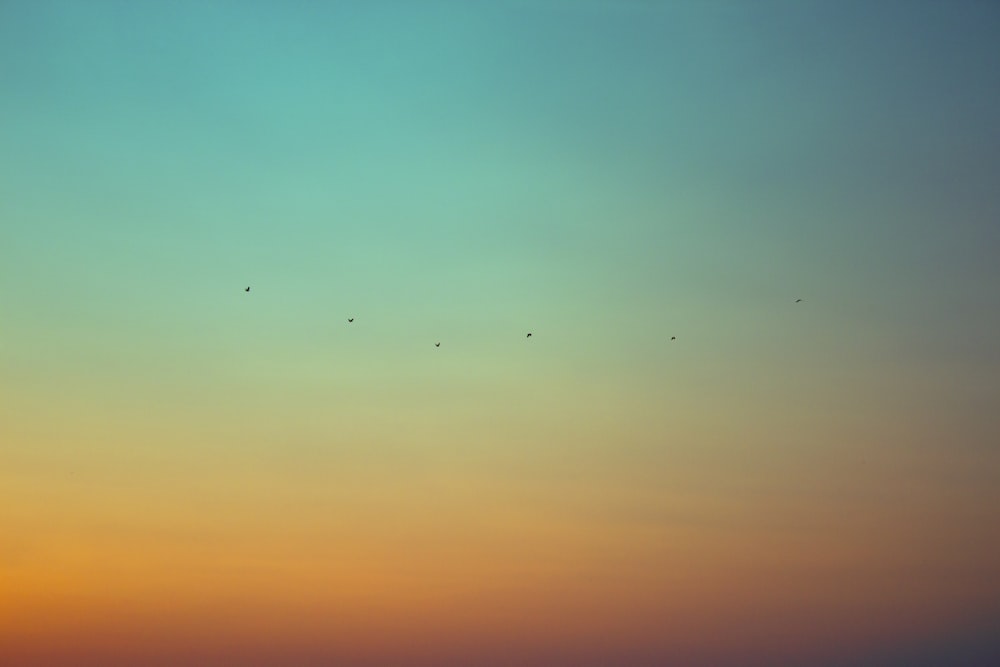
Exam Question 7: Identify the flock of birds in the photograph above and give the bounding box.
[242,286,805,346]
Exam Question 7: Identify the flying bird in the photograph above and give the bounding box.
[348,318,354,323]
[795,298,803,303]
[526,333,532,338]
[435,342,440,347]
[671,336,676,341]
[245,286,250,292]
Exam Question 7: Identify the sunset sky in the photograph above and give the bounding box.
[2,1,999,665]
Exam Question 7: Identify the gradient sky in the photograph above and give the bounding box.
[2,1,1000,665]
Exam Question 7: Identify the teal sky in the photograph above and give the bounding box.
[2,2,1000,665]
[4,1,1000,353]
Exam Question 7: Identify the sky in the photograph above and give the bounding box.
[2,1,999,665]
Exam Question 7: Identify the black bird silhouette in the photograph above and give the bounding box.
[245,286,250,292]
[795,298,803,303]
[348,318,354,323]
[526,333,532,338]
[671,336,676,341]
[435,342,441,347]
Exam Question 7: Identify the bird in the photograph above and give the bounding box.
[526,333,532,338]
[671,336,676,341]
[435,342,441,347]
[347,318,354,323]
[795,298,803,303]
[245,286,250,292]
